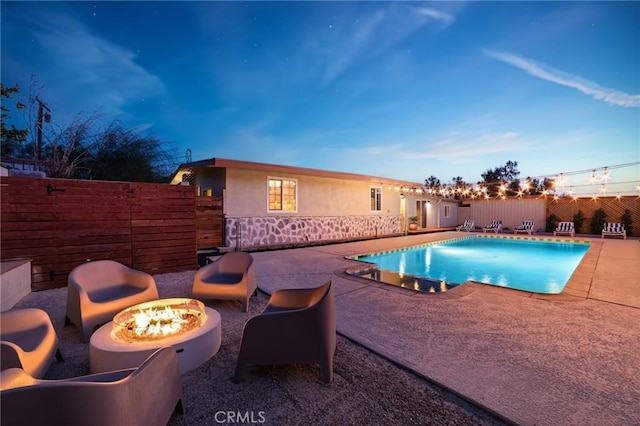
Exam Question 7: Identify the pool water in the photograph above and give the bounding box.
[355,237,590,294]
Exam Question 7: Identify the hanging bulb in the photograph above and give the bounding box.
[589,170,597,184]
[601,167,609,182]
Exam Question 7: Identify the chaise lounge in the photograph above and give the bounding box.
[482,220,502,234]
[602,222,626,239]
[456,220,474,232]
[553,222,575,237]
[514,220,535,235]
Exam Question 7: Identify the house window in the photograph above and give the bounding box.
[268,178,297,211]
[444,205,451,218]
[370,187,382,211]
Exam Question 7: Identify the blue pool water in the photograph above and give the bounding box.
[356,237,591,294]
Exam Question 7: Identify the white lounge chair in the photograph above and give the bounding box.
[193,251,257,312]
[553,222,575,237]
[456,220,474,232]
[1,347,184,426]
[1,308,64,378]
[482,220,502,233]
[235,281,336,383]
[514,220,535,235]
[602,222,626,239]
[66,260,160,342]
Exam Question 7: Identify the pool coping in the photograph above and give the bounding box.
[343,233,602,301]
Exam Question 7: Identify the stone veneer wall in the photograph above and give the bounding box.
[225,215,402,249]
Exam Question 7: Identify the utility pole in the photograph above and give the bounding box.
[35,96,51,169]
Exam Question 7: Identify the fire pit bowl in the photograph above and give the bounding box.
[111,298,206,343]
[89,298,221,374]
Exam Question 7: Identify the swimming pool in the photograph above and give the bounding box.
[353,236,591,294]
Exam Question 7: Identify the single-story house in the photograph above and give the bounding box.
[170,158,458,250]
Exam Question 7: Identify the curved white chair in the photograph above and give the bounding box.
[66,260,159,342]
[1,308,63,378]
[234,281,336,383]
[1,347,184,426]
[193,252,257,312]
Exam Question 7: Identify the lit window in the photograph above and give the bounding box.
[370,187,382,211]
[268,178,297,211]
[444,205,451,218]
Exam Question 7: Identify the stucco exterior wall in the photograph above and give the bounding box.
[181,162,459,249]
[223,168,406,217]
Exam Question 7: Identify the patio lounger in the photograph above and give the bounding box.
[514,220,535,235]
[456,220,474,232]
[482,220,502,233]
[1,308,63,378]
[192,251,257,312]
[234,281,336,383]
[602,222,626,239]
[553,222,575,237]
[0,347,184,426]
[66,260,159,342]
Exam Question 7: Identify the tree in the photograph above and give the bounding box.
[589,208,607,235]
[480,160,521,196]
[620,209,633,237]
[86,121,177,182]
[424,175,442,193]
[1,83,28,157]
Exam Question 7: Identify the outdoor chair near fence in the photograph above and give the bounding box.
[482,220,502,234]
[514,220,535,235]
[553,222,575,237]
[1,308,64,378]
[456,220,474,232]
[65,260,160,342]
[192,251,258,312]
[601,222,626,239]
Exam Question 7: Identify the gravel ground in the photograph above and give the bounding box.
[13,271,507,426]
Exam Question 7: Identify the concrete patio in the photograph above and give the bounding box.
[252,232,640,425]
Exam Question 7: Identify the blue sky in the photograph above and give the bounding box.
[2,1,639,195]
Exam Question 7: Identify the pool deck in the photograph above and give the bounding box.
[252,231,640,426]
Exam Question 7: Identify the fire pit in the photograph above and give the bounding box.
[111,298,206,343]
[89,298,221,374]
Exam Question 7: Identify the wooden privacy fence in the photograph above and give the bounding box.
[196,196,224,250]
[546,196,639,235]
[1,177,197,291]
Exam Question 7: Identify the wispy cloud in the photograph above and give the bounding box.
[319,4,455,85]
[31,12,165,119]
[484,49,640,108]
[413,7,455,27]
[344,131,530,163]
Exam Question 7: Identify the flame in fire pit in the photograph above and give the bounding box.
[111,298,206,343]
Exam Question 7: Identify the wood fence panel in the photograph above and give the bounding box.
[196,196,224,249]
[129,183,197,274]
[546,196,640,235]
[1,177,198,291]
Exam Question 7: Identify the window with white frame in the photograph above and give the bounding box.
[268,177,297,211]
[370,187,382,211]
[444,205,451,218]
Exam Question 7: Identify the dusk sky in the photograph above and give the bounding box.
[2,1,639,195]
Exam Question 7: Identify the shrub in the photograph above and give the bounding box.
[589,208,607,235]
[620,209,633,236]
[546,214,561,233]
[573,210,586,234]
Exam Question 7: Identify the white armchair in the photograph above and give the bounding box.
[66,260,159,342]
